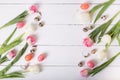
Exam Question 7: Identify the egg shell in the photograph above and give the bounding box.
[38,53,46,62]
[87,60,95,68]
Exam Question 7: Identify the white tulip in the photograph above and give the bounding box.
[101,34,111,44]
[75,10,91,24]
[21,24,37,39]
[27,64,41,73]
[96,49,107,60]
[25,24,37,35]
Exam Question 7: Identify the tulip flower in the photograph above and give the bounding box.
[29,5,38,13]
[16,21,25,29]
[6,50,16,60]
[83,37,93,47]
[23,24,37,36]
[0,50,16,64]
[96,49,107,60]
[101,34,111,44]
[80,69,89,77]
[26,35,36,45]
[27,64,41,73]
[75,10,91,24]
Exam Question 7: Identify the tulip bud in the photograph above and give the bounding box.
[75,10,91,24]
[83,37,93,47]
[26,35,36,45]
[80,69,89,77]
[27,64,41,73]
[101,34,111,44]
[16,21,25,29]
[96,49,107,60]
[6,50,16,60]
[29,5,38,13]
[23,24,37,36]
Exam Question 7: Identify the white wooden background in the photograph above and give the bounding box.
[0,0,120,80]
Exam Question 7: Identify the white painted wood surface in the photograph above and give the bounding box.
[0,0,120,4]
[0,0,120,80]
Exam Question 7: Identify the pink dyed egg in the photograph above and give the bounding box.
[38,53,46,62]
[80,2,89,10]
[87,60,95,68]
[16,21,25,29]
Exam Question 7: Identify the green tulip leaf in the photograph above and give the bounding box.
[94,0,115,23]
[0,71,24,78]
[0,10,28,30]
[89,10,120,43]
[0,43,28,76]
[1,28,17,47]
[0,33,24,55]
[88,52,120,76]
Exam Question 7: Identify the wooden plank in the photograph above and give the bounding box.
[0,5,120,25]
[40,4,120,25]
[0,46,120,66]
[0,65,120,80]
[0,24,119,46]
[0,25,85,45]
[0,0,120,4]
[0,0,119,80]
[0,66,85,80]
[88,66,120,80]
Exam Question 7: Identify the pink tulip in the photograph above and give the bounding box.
[80,69,89,77]
[29,5,38,13]
[83,38,93,47]
[7,50,16,60]
[16,21,25,29]
[26,35,36,45]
